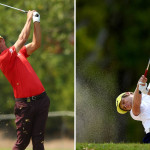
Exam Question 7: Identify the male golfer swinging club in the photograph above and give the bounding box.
[0,10,50,150]
[116,75,150,143]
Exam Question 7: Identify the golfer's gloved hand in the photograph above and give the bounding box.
[138,82,149,94]
[33,12,40,23]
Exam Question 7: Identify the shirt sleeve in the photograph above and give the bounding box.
[0,46,17,72]
[130,109,141,121]
[19,46,30,58]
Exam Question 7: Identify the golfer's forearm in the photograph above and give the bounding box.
[133,85,142,105]
[132,85,142,115]
[32,22,41,48]
[19,18,32,42]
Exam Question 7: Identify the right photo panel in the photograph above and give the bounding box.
[76,0,150,149]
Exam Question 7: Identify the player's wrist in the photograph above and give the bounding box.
[27,17,32,22]
[137,84,141,94]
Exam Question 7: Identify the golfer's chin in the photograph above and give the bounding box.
[125,104,132,111]
[128,108,132,111]
[127,106,132,111]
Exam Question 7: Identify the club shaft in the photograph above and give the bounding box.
[144,59,150,77]
[144,69,148,77]
[147,62,150,70]
[0,3,27,13]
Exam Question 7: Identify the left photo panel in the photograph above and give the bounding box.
[0,0,74,150]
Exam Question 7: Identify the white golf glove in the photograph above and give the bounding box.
[138,82,149,94]
[33,12,40,23]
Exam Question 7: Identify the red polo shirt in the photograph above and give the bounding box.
[0,46,45,98]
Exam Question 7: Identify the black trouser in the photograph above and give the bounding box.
[143,133,150,143]
[13,93,50,150]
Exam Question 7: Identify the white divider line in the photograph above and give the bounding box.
[0,111,74,120]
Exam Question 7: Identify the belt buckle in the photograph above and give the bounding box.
[27,97,31,102]
[32,96,36,100]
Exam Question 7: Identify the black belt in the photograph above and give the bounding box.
[15,91,46,102]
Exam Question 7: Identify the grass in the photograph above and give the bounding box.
[76,143,150,150]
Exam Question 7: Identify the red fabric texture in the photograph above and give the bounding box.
[0,46,45,98]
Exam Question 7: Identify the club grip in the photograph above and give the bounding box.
[144,69,148,77]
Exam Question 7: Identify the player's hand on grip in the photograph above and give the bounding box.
[138,75,149,94]
[27,10,34,21]
[138,75,147,85]
[33,11,40,23]
[138,82,148,94]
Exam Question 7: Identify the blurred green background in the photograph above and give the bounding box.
[0,0,74,140]
[76,0,150,143]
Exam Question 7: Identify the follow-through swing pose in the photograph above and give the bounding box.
[116,59,150,143]
[0,11,50,150]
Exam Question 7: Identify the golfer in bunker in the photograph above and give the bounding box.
[116,74,150,143]
[0,11,50,150]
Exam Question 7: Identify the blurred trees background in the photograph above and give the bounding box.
[77,0,150,143]
[0,0,74,138]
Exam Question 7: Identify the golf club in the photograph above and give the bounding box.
[0,3,39,17]
[0,2,28,13]
[144,59,150,77]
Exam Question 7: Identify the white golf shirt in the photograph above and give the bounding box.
[130,94,150,133]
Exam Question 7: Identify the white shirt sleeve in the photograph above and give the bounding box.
[130,109,141,121]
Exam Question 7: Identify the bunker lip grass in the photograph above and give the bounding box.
[76,143,150,150]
